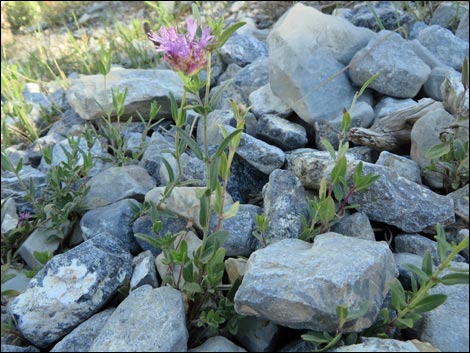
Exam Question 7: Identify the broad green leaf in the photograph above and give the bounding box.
[182,281,203,293]
[214,183,223,215]
[301,332,330,344]
[217,22,246,48]
[1,153,14,172]
[219,151,228,179]
[346,302,370,320]
[439,272,469,285]
[207,247,225,272]
[15,157,23,174]
[199,194,209,229]
[353,161,364,185]
[380,308,390,323]
[336,305,348,320]
[319,178,327,200]
[223,201,240,219]
[337,142,349,160]
[211,230,230,246]
[160,156,175,183]
[341,110,351,133]
[1,289,20,297]
[403,263,430,283]
[182,263,194,287]
[1,273,16,283]
[321,139,336,159]
[174,126,203,160]
[331,157,347,184]
[209,158,220,192]
[421,249,433,276]
[425,143,451,160]
[212,128,243,161]
[319,196,335,223]
[410,273,418,293]
[33,251,52,265]
[333,183,343,201]
[462,56,469,90]
[413,294,447,313]
[390,279,406,311]
[396,317,414,329]
[152,220,162,234]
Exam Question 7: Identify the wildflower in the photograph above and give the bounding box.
[147,18,214,76]
[18,210,31,226]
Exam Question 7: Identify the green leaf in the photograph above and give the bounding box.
[337,142,349,160]
[160,156,175,183]
[380,308,390,323]
[321,139,336,159]
[182,281,203,293]
[413,294,447,313]
[174,126,203,160]
[209,79,233,110]
[346,302,370,320]
[422,249,433,277]
[219,151,228,179]
[341,110,351,133]
[15,157,23,174]
[462,56,469,90]
[169,92,178,124]
[319,178,327,199]
[217,22,246,48]
[358,73,380,98]
[331,157,347,184]
[332,183,344,201]
[301,332,330,344]
[214,183,223,215]
[223,201,240,219]
[191,3,202,25]
[1,289,20,297]
[396,317,414,329]
[390,279,406,311]
[403,263,430,283]
[336,305,348,320]
[33,251,52,265]
[198,193,209,229]
[1,152,14,172]
[209,158,220,192]
[439,272,469,285]
[207,247,225,272]
[212,128,243,161]
[425,143,451,160]
[318,196,335,223]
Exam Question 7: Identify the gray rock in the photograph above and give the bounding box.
[80,165,155,210]
[3,145,30,169]
[1,198,18,234]
[331,337,428,352]
[418,263,469,352]
[50,308,115,352]
[331,211,375,241]
[441,74,469,118]
[349,30,431,98]
[224,257,248,284]
[410,103,456,189]
[0,345,40,352]
[66,67,190,120]
[236,316,280,352]
[417,25,469,71]
[89,285,188,352]
[286,150,455,232]
[260,169,309,246]
[132,213,188,257]
[1,269,30,296]
[216,63,242,86]
[232,56,270,102]
[80,199,141,254]
[140,131,175,184]
[423,67,460,101]
[268,3,372,124]
[430,2,469,30]
[22,83,52,131]
[225,125,285,175]
[347,2,416,33]
[456,12,469,41]
[1,166,46,211]
[257,114,308,151]
[248,84,292,118]
[278,339,316,352]
[159,151,205,186]
[197,109,237,146]
[394,252,429,290]
[219,32,268,67]
[8,234,132,348]
[409,21,428,40]
[234,234,397,332]
[394,233,466,266]
[409,39,447,70]
[376,151,421,184]
[210,204,261,257]
[190,336,247,352]
[130,250,158,291]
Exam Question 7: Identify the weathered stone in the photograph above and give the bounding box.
[0,345,40,352]
[456,12,469,41]
[190,336,246,352]
[225,125,285,175]
[224,257,248,284]
[50,308,115,352]
[234,234,397,332]
[140,131,175,184]
[349,30,431,98]
[81,165,155,210]
[268,3,372,124]
[89,286,188,352]
[331,337,437,352]
[130,250,158,291]
[376,151,421,184]
[236,316,280,352]
[441,74,469,118]
[219,32,267,67]
[66,68,190,120]
[8,234,132,348]
[1,166,46,211]
[1,269,30,296]
[423,67,459,101]
[260,169,309,246]
[418,25,469,71]
[257,114,307,151]
[430,2,469,30]
[248,84,292,118]
[80,199,141,254]
[409,39,447,69]
[331,211,375,241]
[1,198,18,234]
[210,204,261,257]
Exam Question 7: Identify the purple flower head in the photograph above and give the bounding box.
[147,17,214,76]
[18,210,31,226]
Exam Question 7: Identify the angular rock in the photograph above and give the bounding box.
[210,204,261,257]
[236,316,280,352]
[430,2,469,30]
[234,234,397,332]
[225,125,285,175]
[140,131,175,184]
[374,97,417,120]
[441,74,469,118]
[349,30,431,98]
[409,39,447,69]
[248,84,292,118]
[376,151,421,184]
[80,165,155,210]
[225,257,248,284]
[232,56,270,102]
[257,114,308,151]
[66,68,189,120]
[1,268,30,296]
[130,250,158,291]
[89,285,188,352]
[456,12,469,41]
[286,149,455,232]
[331,211,375,241]
[331,337,439,352]
[423,67,459,101]
[219,32,268,67]
[8,234,132,348]
[1,197,18,234]
[261,169,309,246]
[50,308,115,352]
[1,166,46,211]
[268,3,373,124]
[80,199,141,254]
[190,336,246,352]
[0,345,40,352]
[159,152,205,186]
[417,25,469,71]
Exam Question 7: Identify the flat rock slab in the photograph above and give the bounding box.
[8,234,132,348]
[66,67,189,120]
[90,285,188,352]
[234,234,397,332]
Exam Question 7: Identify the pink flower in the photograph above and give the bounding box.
[18,210,31,226]
[147,18,214,76]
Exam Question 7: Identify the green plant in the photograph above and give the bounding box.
[425,57,469,193]
[252,213,269,247]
